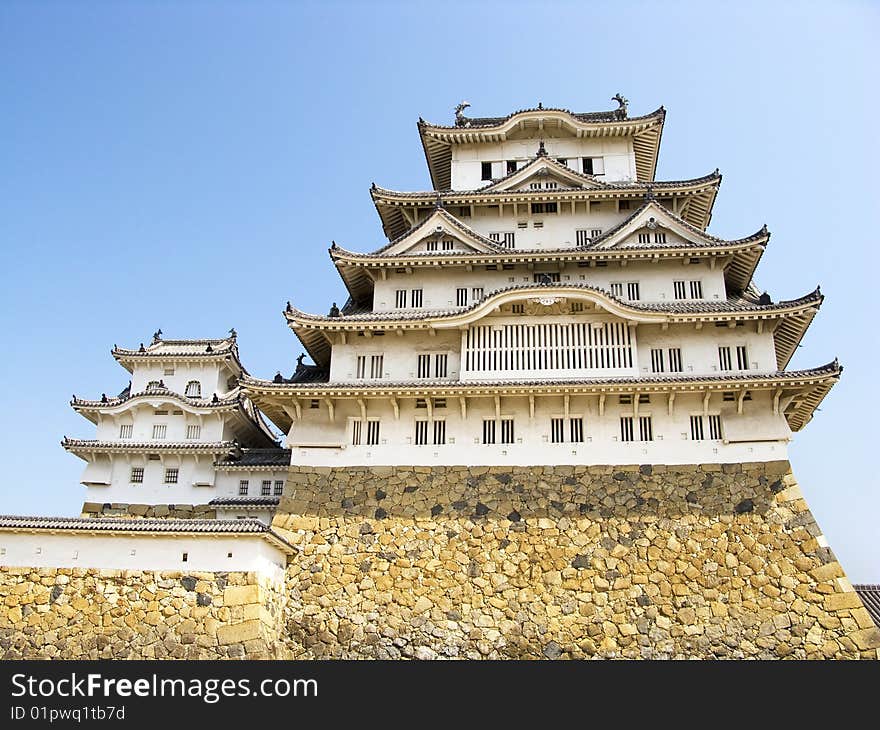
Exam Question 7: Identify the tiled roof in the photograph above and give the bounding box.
[209,497,281,506]
[62,438,236,452]
[420,105,664,131]
[71,386,244,410]
[371,170,720,200]
[215,448,292,467]
[285,284,820,324]
[111,335,246,372]
[854,585,880,629]
[244,361,841,393]
[0,515,295,552]
[367,207,507,256]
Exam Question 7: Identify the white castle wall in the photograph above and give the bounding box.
[451,137,635,189]
[0,532,287,577]
[371,260,726,314]
[285,390,791,467]
[130,360,238,396]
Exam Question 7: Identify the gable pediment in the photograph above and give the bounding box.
[376,208,502,256]
[590,201,718,250]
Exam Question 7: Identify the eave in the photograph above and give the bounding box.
[419,107,666,189]
[242,362,840,434]
[61,438,237,460]
[371,170,721,239]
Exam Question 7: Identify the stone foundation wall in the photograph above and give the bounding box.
[5,462,878,659]
[0,569,288,659]
[81,502,217,520]
[273,462,880,659]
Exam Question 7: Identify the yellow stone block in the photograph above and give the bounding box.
[823,592,863,612]
[849,627,880,651]
[809,562,844,582]
[217,619,263,645]
[223,584,260,607]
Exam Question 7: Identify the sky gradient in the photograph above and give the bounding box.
[1,1,877,580]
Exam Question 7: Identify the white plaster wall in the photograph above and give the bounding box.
[213,470,289,499]
[285,390,790,466]
[326,314,777,386]
[130,361,237,396]
[0,532,287,577]
[329,330,461,382]
[451,138,635,189]
[371,260,727,313]
[94,406,227,442]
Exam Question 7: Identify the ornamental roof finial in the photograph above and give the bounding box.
[138,343,145,352]
[152,329,162,342]
[434,193,443,209]
[536,140,548,157]
[644,185,656,202]
[273,371,284,384]
[537,101,543,110]
[228,327,237,340]
[612,93,629,119]
[328,302,340,318]
[296,352,306,369]
[454,101,471,127]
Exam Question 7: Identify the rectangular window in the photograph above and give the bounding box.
[654,232,667,244]
[533,272,561,283]
[433,398,446,409]
[718,346,733,371]
[556,158,567,167]
[366,420,380,446]
[690,415,705,441]
[611,282,624,298]
[456,288,468,306]
[620,416,634,442]
[638,416,653,442]
[591,228,603,239]
[415,398,427,409]
[130,467,144,484]
[500,418,515,444]
[164,468,179,484]
[668,348,683,372]
[426,241,438,252]
[530,202,558,214]
[708,414,723,440]
[261,480,272,496]
[472,287,484,301]
[274,480,284,496]
[545,181,558,189]
[310,399,320,409]
[638,232,651,244]
[482,419,496,445]
[627,282,640,301]
[411,289,423,308]
[152,424,167,440]
[481,161,492,180]
[551,417,564,444]
[356,355,367,379]
[239,480,249,496]
[570,418,584,443]
[507,160,517,174]
[435,353,448,378]
[571,302,583,313]
[417,354,431,379]
[185,424,201,440]
[529,182,542,190]
[163,367,175,376]
[511,304,524,314]
[119,424,133,439]
[650,348,665,373]
[690,281,703,299]
[489,232,500,242]
[442,240,454,251]
[415,420,429,446]
[736,345,749,370]
[395,289,407,308]
[503,232,515,249]
[674,281,687,300]
[351,420,362,446]
[433,420,446,446]
[576,229,591,247]
[370,355,384,379]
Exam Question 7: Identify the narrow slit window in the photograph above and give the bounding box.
[366,420,380,446]
[415,420,429,446]
[654,232,667,244]
[472,287,484,301]
[668,348,683,372]
[576,229,591,247]
[482,419,496,445]
[351,420,362,446]
[690,281,703,299]
[736,345,748,370]
[433,420,446,445]
[651,348,665,373]
[456,288,468,307]
[370,355,384,379]
[395,290,407,309]
[152,424,167,440]
[500,418,515,444]
[690,415,705,441]
[417,354,431,379]
[569,417,584,443]
[674,281,687,300]
[620,416,634,442]
[356,355,367,379]
[718,346,733,371]
[119,424,133,439]
[708,415,723,440]
[435,354,448,378]
[185,424,201,440]
[638,416,653,442]
[551,417,564,443]
[411,289,423,308]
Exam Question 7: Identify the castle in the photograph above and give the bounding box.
[1,98,877,660]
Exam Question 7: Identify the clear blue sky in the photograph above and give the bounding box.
[1,1,877,580]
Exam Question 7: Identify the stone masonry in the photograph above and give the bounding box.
[3,461,878,659]
[0,569,288,659]
[273,461,880,659]
[80,502,217,520]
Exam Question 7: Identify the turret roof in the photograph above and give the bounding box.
[112,333,245,373]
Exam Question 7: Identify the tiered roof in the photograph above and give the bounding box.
[112,333,245,374]
[419,104,666,189]
[244,361,841,435]
[62,438,238,458]
[284,283,821,370]
[371,166,720,238]
[332,200,766,307]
